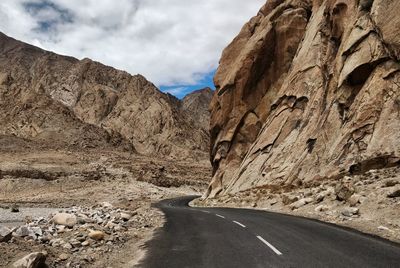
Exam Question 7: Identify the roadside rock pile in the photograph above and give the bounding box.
[1,202,147,266]
[196,166,400,242]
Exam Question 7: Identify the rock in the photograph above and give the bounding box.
[383,180,399,187]
[81,240,90,246]
[315,205,329,212]
[387,188,400,198]
[13,226,32,238]
[58,253,70,261]
[63,243,73,249]
[341,207,359,217]
[0,225,12,242]
[348,194,361,206]
[290,197,313,210]
[335,182,355,201]
[205,0,400,199]
[282,194,299,205]
[378,225,390,231]
[11,204,20,213]
[13,252,47,268]
[120,212,132,221]
[88,230,105,241]
[52,213,77,227]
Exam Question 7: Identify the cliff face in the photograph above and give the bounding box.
[0,32,212,159]
[207,0,400,197]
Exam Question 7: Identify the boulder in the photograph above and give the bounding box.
[348,194,362,206]
[290,197,314,210]
[0,225,12,242]
[52,213,77,227]
[335,182,355,201]
[88,230,105,241]
[13,252,47,268]
[282,194,299,205]
[387,188,400,198]
[341,207,359,217]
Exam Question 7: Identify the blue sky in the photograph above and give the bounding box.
[160,70,215,99]
[0,0,264,98]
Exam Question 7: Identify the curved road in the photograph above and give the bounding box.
[140,196,400,268]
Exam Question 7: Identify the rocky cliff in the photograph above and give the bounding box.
[206,0,400,197]
[0,32,212,159]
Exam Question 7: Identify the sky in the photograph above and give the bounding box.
[0,0,265,98]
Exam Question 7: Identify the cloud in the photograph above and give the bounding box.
[0,0,265,89]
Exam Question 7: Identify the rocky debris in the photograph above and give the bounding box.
[52,213,77,227]
[341,207,359,217]
[290,197,314,210]
[13,252,47,268]
[387,188,400,198]
[3,201,147,264]
[0,225,13,242]
[206,0,400,198]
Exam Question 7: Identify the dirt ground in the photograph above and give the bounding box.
[0,150,211,268]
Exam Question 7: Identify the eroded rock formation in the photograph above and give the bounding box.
[0,32,212,159]
[207,0,400,197]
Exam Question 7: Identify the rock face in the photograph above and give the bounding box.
[206,0,400,197]
[0,32,212,159]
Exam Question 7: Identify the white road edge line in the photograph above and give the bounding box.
[256,235,283,256]
[201,210,210,213]
[233,221,246,228]
[215,214,225,219]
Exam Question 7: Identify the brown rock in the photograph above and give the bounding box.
[0,32,212,160]
[206,0,400,197]
[13,252,47,268]
[88,230,105,241]
[335,182,355,201]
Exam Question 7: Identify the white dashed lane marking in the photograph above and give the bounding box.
[256,235,283,255]
[232,221,246,228]
[215,214,225,219]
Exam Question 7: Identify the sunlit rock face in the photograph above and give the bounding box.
[0,32,212,159]
[206,0,400,198]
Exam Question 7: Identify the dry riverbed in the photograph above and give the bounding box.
[0,150,211,267]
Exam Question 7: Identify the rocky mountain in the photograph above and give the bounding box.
[206,0,400,198]
[0,32,213,159]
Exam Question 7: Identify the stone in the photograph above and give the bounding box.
[11,204,19,213]
[335,183,355,201]
[341,207,359,217]
[0,225,12,242]
[378,225,390,231]
[315,205,329,212]
[58,253,70,261]
[81,240,90,246]
[290,197,313,210]
[282,194,299,205]
[348,194,362,207]
[120,212,132,221]
[88,230,105,241]
[13,252,46,268]
[52,213,77,227]
[387,188,400,198]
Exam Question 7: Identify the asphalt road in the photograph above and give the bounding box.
[139,196,400,268]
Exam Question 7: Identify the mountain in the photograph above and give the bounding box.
[205,0,400,197]
[0,32,212,159]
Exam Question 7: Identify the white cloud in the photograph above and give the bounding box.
[0,0,265,87]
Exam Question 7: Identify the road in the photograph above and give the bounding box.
[139,196,400,268]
